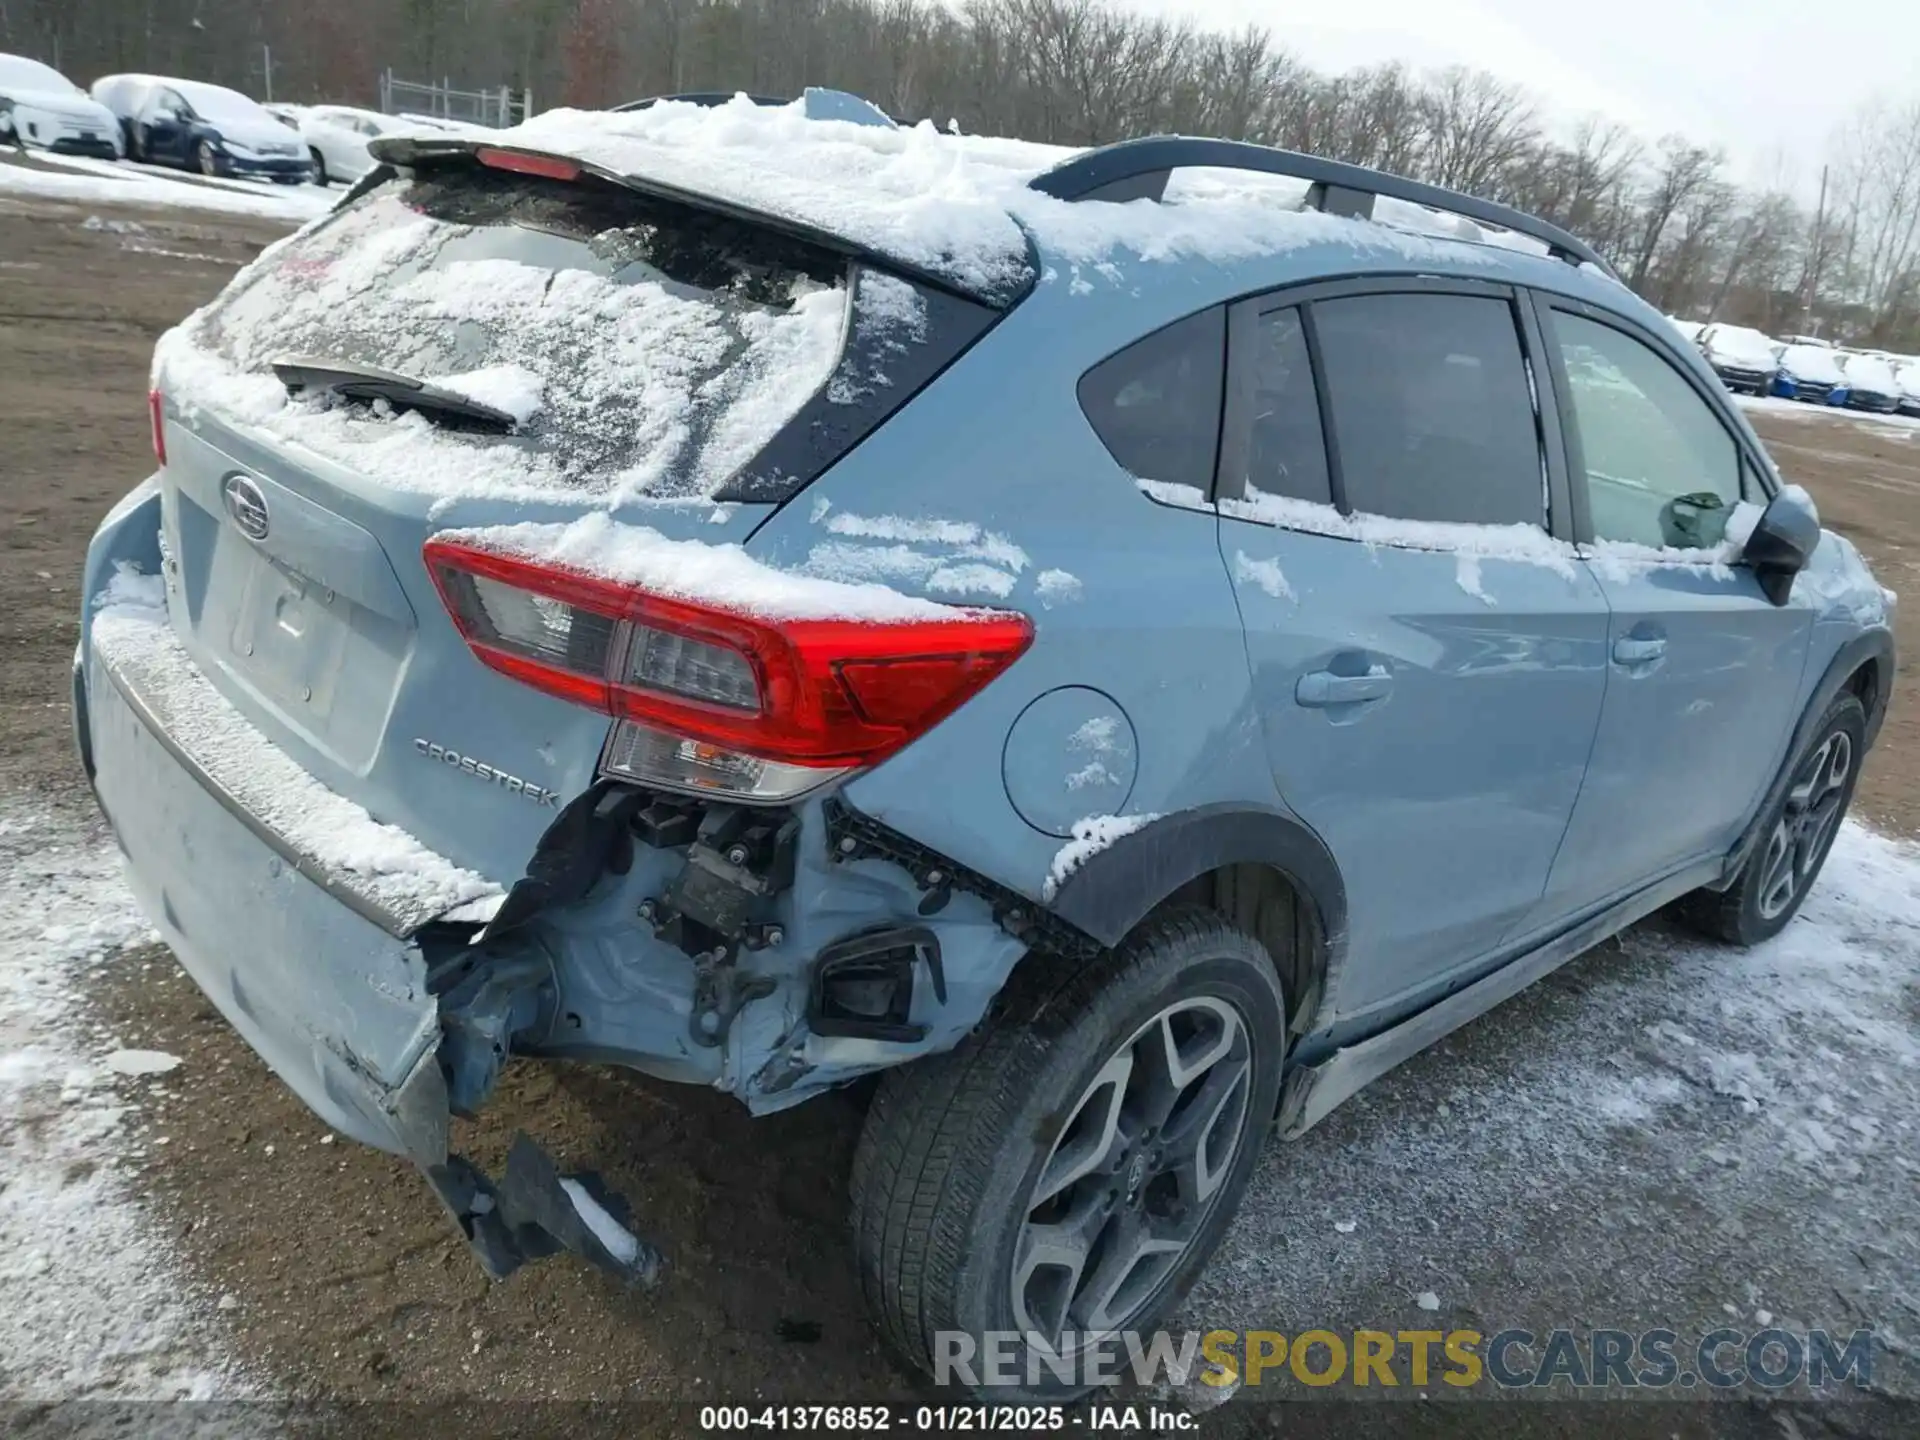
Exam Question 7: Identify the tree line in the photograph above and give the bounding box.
[11,0,1920,351]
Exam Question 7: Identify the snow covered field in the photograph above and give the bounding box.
[1737,393,1920,436]
[0,149,333,222]
[0,802,241,1398]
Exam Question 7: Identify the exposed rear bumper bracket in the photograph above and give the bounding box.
[424,1132,665,1289]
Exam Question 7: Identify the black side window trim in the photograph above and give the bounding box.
[1214,273,1572,540]
[1529,291,1779,549]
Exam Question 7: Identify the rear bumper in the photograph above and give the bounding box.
[47,136,121,160]
[219,152,310,180]
[1713,365,1769,392]
[1845,391,1901,413]
[84,606,466,1159]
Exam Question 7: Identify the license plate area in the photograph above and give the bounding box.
[171,484,410,771]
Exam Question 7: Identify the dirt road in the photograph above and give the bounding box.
[3,192,1916,1434]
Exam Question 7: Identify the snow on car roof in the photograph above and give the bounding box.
[0,53,81,96]
[441,95,1521,301]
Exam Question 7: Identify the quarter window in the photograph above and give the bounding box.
[1078,307,1225,493]
[1553,313,1742,549]
[1312,292,1546,527]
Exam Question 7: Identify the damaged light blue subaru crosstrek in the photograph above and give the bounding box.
[75,89,1896,1392]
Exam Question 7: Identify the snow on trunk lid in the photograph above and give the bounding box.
[153,163,854,506]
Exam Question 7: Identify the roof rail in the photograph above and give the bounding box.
[1028,136,1617,279]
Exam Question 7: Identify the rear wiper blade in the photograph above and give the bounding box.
[271,356,518,434]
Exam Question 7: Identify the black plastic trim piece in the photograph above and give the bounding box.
[1278,854,1719,1137]
[808,925,944,1042]
[823,797,1103,962]
[1028,137,1617,277]
[719,266,1011,504]
[1048,803,1348,962]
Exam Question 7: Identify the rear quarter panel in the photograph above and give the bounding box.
[745,264,1283,902]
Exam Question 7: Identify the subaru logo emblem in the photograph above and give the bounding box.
[221,473,270,541]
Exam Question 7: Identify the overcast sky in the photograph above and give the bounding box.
[1123,0,1920,190]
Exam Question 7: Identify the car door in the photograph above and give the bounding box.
[141,87,191,164]
[1527,294,1815,922]
[311,110,363,180]
[1217,278,1611,1023]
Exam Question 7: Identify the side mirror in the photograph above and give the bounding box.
[1743,487,1821,606]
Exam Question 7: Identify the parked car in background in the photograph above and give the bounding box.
[0,53,121,158]
[1771,343,1850,404]
[91,74,310,182]
[1779,333,1836,350]
[1666,315,1705,344]
[267,101,493,184]
[1893,361,1920,417]
[265,103,396,186]
[1697,323,1778,395]
[1835,352,1902,414]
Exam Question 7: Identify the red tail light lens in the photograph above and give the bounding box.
[148,388,166,466]
[423,539,1033,799]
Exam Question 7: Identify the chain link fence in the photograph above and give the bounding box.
[377,71,533,129]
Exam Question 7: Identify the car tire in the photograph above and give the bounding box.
[197,140,219,176]
[848,907,1286,1399]
[1676,691,1864,947]
[310,148,328,186]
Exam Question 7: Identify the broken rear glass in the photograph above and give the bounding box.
[173,164,853,502]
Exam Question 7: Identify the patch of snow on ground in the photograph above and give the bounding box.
[103,1049,181,1076]
[1738,392,1920,435]
[1181,820,1920,1385]
[0,801,239,1398]
[0,153,331,222]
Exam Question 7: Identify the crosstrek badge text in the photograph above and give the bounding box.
[412,738,561,807]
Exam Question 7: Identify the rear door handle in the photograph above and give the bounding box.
[1612,636,1667,665]
[1295,670,1393,707]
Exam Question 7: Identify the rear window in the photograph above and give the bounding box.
[172,163,854,500]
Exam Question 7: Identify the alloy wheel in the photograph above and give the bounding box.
[1756,729,1852,920]
[1010,995,1252,1351]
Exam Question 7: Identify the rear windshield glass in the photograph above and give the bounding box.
[165,163,852,502]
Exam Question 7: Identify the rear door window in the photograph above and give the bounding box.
[1078,307,1225,493]
[1233,305,1331,506]
[171,163,856,501]
[1313,292,1545,527]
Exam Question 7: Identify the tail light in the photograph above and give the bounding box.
[148,388,166,466]
[423,539,1033,802]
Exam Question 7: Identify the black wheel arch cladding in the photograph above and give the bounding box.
[1047,801,1347,961]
